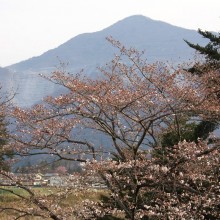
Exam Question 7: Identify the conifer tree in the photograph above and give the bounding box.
[184,29,220,76]
[184,29,220,140]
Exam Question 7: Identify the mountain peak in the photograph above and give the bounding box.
[119,14,152,22]
[103,15,153,31]
[5,15,208,106]
[8,15,205,73]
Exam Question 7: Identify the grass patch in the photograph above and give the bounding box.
[0,186,110,219]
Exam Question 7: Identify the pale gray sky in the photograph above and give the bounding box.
[0,0,219,67]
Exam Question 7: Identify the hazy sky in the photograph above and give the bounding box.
[0,0,219,67]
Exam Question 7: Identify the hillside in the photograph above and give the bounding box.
[4,15,207,106]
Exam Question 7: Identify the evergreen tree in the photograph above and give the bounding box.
[185,29,220,61]
[184,29,220,139]
[184,29,220,74]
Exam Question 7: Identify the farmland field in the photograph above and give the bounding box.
[0,186,109,219]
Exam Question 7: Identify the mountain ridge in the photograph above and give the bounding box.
[2,15,208,107]
[7,15,206,73]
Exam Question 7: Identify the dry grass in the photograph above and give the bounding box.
[0,187,109,219]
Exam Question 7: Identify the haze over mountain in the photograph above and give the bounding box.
[0,67,15,94]
[0,67,12,81]
[3,15,207,107]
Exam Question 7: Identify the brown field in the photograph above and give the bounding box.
[0,187,109,219]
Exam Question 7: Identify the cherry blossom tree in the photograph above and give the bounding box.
[1,38,219,219]
[0,86,14,171]
[55,166,67,175]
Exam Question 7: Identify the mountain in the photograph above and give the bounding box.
[5,15,207,107]
[0,67,14,93]
[0,67,11,80]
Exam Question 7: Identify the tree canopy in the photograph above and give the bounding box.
[0,88,13,171]
[183,29,220,143]
[184,29,220,73]
[0,39,220,219]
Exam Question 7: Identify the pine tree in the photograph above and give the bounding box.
[184,29,220,73]
[184,29,220,140]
